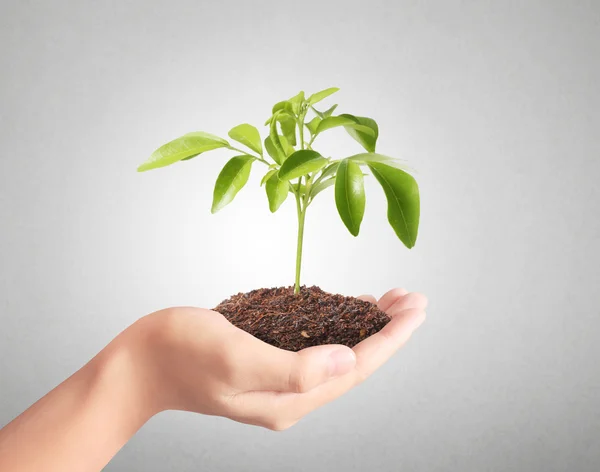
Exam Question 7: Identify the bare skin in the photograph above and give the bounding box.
[0,288,427,472]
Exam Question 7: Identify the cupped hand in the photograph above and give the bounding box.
[134,288,427,430]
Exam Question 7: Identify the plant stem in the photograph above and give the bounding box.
[299,124,305,152]
[227,146,270,166]
[294,188,306,295]
[293,109,308,295]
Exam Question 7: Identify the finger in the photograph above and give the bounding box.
[225,390,300,431]
[353,308,425,381]
[284,344,356,393]
[358,294,377,304]
[251,309,426,423]
[377,288,408,312]
[388,292,428,314]
[230,372,358,430]
[231,329,356,393]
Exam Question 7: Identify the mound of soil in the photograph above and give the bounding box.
[213,285,390,351]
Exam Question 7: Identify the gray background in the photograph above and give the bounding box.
[1,0,599,470]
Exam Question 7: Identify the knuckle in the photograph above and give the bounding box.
[400,292,418,304]
[404,292,428,308]
[379,326,396,343]
[385,288,407,302]
[289,369,311,393]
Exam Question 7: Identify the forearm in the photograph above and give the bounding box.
[0,322,155,472]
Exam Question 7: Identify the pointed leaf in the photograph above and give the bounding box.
[335,159,365,236]
[228,124,262,155]
[264,136,282,164]
[368,162,420,248]
[322,104,338,118]
[138,132,229,172]
[316,116,376,136]
[308,87,340,105]
[319,161,340,180]
[278,114,297,146]
[310,176,336,198]
[260,169,278,186]
[306,116,322,135]
[311,103,338,119]
[269,113,286,164]
[339,114,379,152]
[211,156,254,213]
[272,101,294,115]
[265,173,289,212]
[288,91,305,114]
[290,182,307,195]
[264,134,293,164]
[278,150,328,181]
[348,153,411,171]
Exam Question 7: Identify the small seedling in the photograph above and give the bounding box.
[138,88,420,294]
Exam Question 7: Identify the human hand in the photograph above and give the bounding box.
[0,288,426,472]
[132,288,427,430]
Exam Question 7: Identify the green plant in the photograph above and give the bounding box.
[138,88,420,294]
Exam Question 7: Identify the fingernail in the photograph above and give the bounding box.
[328,348,356,377]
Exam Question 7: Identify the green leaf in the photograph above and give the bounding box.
[339,114,379,152]
[288,91,305,115]
[347,153,411,171]
[281,136,295,156]
[265,172,289,212]
[305,116,322,135]
[315,116,376,136]
[290,182,307,195]
[211,156,254,213]
[311,103,338,119]
[308,87,340,105]
[278,150,328,181]
[322,104,338,118]
[272,101,294,115]
[269,113,286,164]
[319,161,340,180]
[310,176,336,198]
[138,132,229,172]
[264,136,282,164]
[335,159,365,236]
[278,114,297,146]
[260,169,278,186]
[228,124,262,155]
[264,134,293,164]
[368,162,420,248]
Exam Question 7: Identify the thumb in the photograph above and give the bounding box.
[284,344,357,393]
[243,342,357,393]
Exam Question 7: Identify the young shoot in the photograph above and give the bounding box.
[138,88,420,294]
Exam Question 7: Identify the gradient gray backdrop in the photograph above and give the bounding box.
[1,0,599,470]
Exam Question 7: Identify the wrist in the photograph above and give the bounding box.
[94,316,164,422]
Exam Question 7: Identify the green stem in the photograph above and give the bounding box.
[299,116,305,151]
[294,188,306,295]
[227,146,270,166]
[293,109,307,295]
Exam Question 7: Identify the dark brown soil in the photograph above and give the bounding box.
[213,285,391,351]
